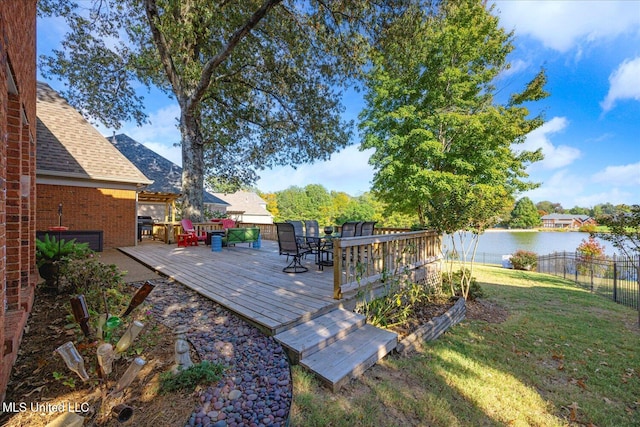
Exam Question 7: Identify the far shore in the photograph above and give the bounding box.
[484,228,584,233]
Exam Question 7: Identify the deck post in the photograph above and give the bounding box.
[333,238,343,299]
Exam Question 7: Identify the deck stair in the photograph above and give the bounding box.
[274,308,397,391]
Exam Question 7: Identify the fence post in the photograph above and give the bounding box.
[636,255,640,327]
[613,254,617,304]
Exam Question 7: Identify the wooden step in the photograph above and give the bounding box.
[300,324,397,392]
[274,308,366,364]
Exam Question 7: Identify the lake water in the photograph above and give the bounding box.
[443,230,618,260]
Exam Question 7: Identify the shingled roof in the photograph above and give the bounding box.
[110,133,228,206]
[213,191,272,217]
[36,82,151,187]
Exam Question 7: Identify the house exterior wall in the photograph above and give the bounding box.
[37,184,137,249]
[0,0,37,403]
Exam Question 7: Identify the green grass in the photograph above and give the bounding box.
[291,264,640,426]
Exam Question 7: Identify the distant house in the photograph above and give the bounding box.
[212,191,274,225]
[110,134,229,220]
[36,83,152,249]
[541,214,596,229]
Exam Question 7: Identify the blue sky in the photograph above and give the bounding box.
[37,1,640,209]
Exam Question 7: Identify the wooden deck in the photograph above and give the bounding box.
[119,240,342,335]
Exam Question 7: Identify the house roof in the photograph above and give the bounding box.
[36,82,152,187]
[213,191,273,217]
[110,133,228,206]
[541,214,592,221]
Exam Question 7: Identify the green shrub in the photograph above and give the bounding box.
[59,257,126,295]
[442,268,484,301]
[510,250,538,271]
[159,361,225,394]
[355,276,435,328]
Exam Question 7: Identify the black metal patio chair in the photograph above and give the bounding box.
[360,221,377,236]
[276,222,312,273]
[340,221,361,238]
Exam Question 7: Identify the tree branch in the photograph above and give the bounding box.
[187,0,283,112]
[143,0,185,101]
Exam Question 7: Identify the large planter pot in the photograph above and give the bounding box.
[38,261,61,292]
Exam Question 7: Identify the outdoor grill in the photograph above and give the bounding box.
[137,216,154,241]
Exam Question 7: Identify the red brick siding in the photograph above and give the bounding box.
[37,184,138,249]
[0,0,37,403]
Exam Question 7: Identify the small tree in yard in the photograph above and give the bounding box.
[359,0,548,299]
[576,236,607,290]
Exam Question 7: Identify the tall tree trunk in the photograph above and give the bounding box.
[180,108,205,222]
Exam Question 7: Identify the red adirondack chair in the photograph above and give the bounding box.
[180,219,205,246]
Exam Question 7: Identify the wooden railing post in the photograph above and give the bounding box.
[333,238,343,299]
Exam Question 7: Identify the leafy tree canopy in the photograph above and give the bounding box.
[360,0,547,235]
[592,204,640,257]
[509,197,541,229]
[358,0,548,299]
[535,201,564,215]
[38,0,405,220]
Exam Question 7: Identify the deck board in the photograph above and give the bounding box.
[119,240,340,334]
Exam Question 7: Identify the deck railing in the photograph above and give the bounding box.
[332,230,442,299]
[186,223,441,300]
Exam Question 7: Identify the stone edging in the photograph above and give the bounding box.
[395,297,466,355]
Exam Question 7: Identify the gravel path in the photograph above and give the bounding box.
[133,278,292,427]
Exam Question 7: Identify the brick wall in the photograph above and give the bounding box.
[37,184,138,249]
[0,0,37,403]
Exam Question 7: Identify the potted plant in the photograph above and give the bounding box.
[36,234,91,291]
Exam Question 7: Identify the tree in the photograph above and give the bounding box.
[509,197,541,229]
[568,206,590,215]
[39,0,385,221]
[274,186,309,221]
[258,191,279,220]
[592,204,640,257]
[359,0,547,298]
[536,201,564,215]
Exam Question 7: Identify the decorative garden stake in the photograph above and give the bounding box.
[122,281,155,317]
[115,320,144,354]
[96,314,107,340]
[111,404,134,423]
[55,341,90,382]
[111,357,146,396]
[172,325,193,374]
[97,343,115,376]
[103,316,122,341]
[70,294,91,337]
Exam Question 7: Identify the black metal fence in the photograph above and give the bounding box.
[537,252,639,310]
[445,250,640,312]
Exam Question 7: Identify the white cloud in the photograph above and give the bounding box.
[600,57,640,112]
[574,188,633,208]
[499,58,529,79]
[523,169,584,205]
[524,170,636,208]
[493,1,640,52]
[592,162,640,186]
[257,145,374,195]
[520,117,582,170]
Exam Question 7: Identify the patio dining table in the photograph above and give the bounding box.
[305,234,336,270]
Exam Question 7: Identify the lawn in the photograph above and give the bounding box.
[291,264,640,426]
